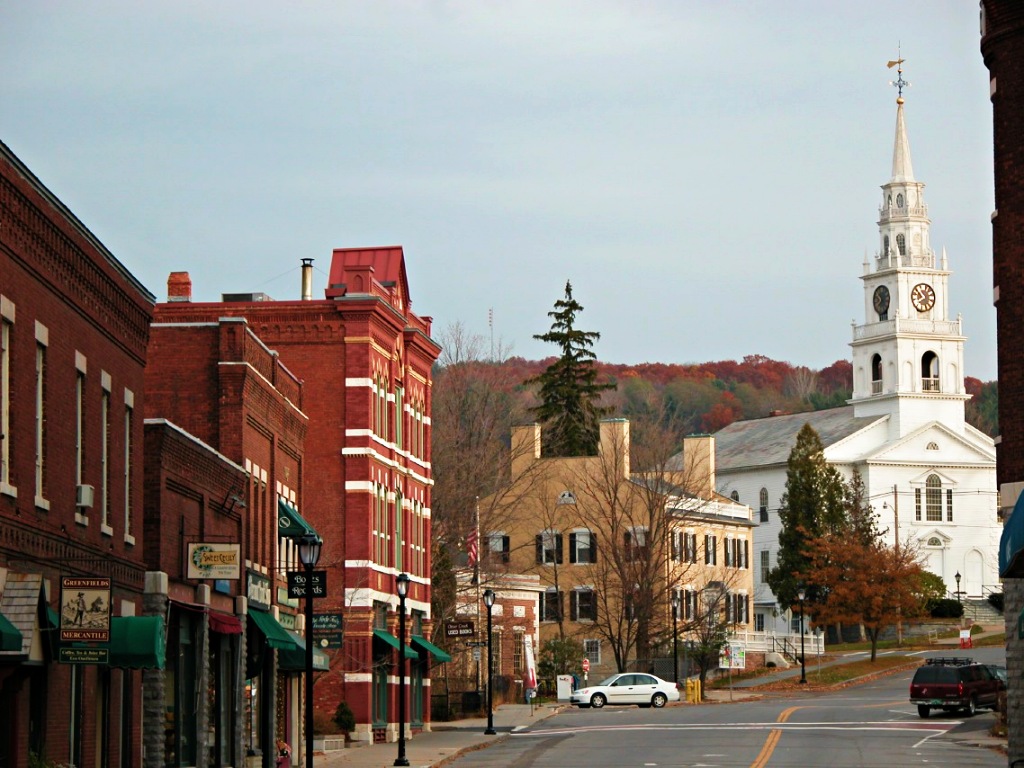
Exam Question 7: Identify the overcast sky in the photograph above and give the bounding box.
[1,2,997,379]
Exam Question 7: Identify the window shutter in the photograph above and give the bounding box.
[556,533,564,564]
[535,534,543,564]
[557,591,564,621]
[569,532,577,564]
[743,540,749,569]
[671,532,680,561]
[502,535,510,563]
[590,533,598,564]
[704,535,710,564]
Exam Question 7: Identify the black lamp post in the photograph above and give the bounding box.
[797,588,807,685]
[297,534,323,768]
[482,589,496,735]
[670,591,680,684]
[394,573,410,767]
[955,571,962,606]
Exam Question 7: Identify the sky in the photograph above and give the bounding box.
[0,2,997,379]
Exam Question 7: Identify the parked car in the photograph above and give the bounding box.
[570,672,680,709]
[986,664,1007,689]
[909,657,1001,718]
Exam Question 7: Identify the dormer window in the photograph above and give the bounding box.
[921,352,939,392]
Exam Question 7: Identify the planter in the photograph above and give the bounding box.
[313,736,348,752]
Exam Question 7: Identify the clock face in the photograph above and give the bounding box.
[872,285,890,316]
[911,283,936,312]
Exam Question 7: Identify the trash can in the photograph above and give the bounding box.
[461,691,482,713]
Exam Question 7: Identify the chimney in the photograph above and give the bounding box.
[682,434,715,497]
[301,258,314,300]
[167,272,192,303]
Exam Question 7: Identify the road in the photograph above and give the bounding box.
[447,648,1006,768]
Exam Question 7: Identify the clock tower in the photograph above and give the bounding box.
[850,64,969,438]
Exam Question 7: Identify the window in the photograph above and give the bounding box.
[926,474,942,522]
[75,366,86,487]
[34,327,48,507]
[541,589,562,622]
[685,589,698,621]
[0,312,11,491]
[724,538,734,567]
[101,376,111,534]
[487,533,510,564]
[947,489,953,522]
[513,630,525,674]
[704,534,717,565]
[759,488,768,522]
[896,193,904,208]
[922,352,940,392]
[754,613,765,632]
[896,233,906,256]
[394,385,403,449]
[884,234,891,255]
[871,354,883,394]
[730,491,739,502]
[571,588,597,621]
[584,639,601,666]
[569,530,596,564]
[684,533,697,563]
[536,531,563,564]
[625,527,648,561]
[760,550,770,583]
[394,490,403,570]
[915,488,921,521]
[124,392,134,543]
[490,628,501,677]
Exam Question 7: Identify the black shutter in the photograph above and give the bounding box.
[535,534,543,564]
[570,591,578,621]
[557,591,564,621]
[502,535,510,563]
[590,533,598,564]
[671,532,679,561]
[569,532,577,564]
[556,534,564,564]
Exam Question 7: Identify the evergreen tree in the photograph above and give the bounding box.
[766,423,847,608]
[528,281,614,456]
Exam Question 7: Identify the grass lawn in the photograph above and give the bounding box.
[723,654,922,692]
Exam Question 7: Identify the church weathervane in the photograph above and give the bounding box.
[887,48,910,102]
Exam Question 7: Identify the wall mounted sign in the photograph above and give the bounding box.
[187,543,241,580]
[59,577,110,643]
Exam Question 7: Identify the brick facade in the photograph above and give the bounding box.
[0,140,154,768]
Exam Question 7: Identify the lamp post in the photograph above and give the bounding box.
[482,589,496,735]
[797,588,807,685]
[297,534,323,768]
[670,591,681,684]
[955,571,962,606]
[394,573,410,767]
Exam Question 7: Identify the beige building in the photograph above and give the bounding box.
[476,419,755,681]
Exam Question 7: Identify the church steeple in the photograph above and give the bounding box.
[849,57,968,437]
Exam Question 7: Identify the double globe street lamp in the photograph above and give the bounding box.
[297,534,323,768]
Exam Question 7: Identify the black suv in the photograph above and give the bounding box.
[909,657,1001,718]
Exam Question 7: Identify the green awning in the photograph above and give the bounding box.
[109,616,165,670]
[279,631,330,672]
[0,612,22,652]
[410,634,451,663]
[249,609,297,651]
[372,628,417,660]
[278,498,318,541]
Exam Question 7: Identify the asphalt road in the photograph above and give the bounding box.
[446,648,1007,768]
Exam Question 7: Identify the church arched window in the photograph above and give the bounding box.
[758,488,768,522]
[871,354,883,394]
[883,235,890,256]
[896,193,904,208]
[921,351,939,392]
[896,233,906,255]
[925,474,942,521]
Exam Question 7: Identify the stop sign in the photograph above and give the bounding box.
[582,658,590,673]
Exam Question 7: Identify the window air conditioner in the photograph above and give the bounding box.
[76,484,95,508]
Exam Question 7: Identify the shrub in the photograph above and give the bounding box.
[333,701,356,735]
[312,708,335,736]
[929,598,964,619]
[988,592,1005,613]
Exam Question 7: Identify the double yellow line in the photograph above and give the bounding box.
[750,706,802,768]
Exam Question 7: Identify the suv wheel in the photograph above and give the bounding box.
[917,705,930,719]
[963,697,977,717]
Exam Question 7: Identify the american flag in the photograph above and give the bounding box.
[466,528,478,568]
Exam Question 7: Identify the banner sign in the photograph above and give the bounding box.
[60,577,111,642]
[187,543,241,580]
[287,570,327,599]
[313,613,344,648]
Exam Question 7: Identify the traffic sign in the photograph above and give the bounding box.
[581,658,590,673]
[287,570,328,599]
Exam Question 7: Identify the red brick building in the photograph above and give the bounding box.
[152,248,441,744]
[143,314,308,767]
[0,140,155,768]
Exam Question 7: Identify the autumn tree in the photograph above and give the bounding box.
[528,281,615,457]
[767,423,847,608]
[684,581,732,697]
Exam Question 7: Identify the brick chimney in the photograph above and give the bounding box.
[167,272,192,303]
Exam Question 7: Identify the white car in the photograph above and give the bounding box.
[570,672,681,709]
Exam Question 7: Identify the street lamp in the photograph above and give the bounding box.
[797,588,807,685]
[670,591,681,684]
[955,571,962,606]
[297,534,323,768]
[394,573,410,767]
[482,589,496,735]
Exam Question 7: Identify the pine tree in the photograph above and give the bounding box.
[528,281,615,456]
[766,423,847,608]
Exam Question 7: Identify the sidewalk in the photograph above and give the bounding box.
[318,703,562,768]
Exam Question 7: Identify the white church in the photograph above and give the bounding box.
[710,80,999,635]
